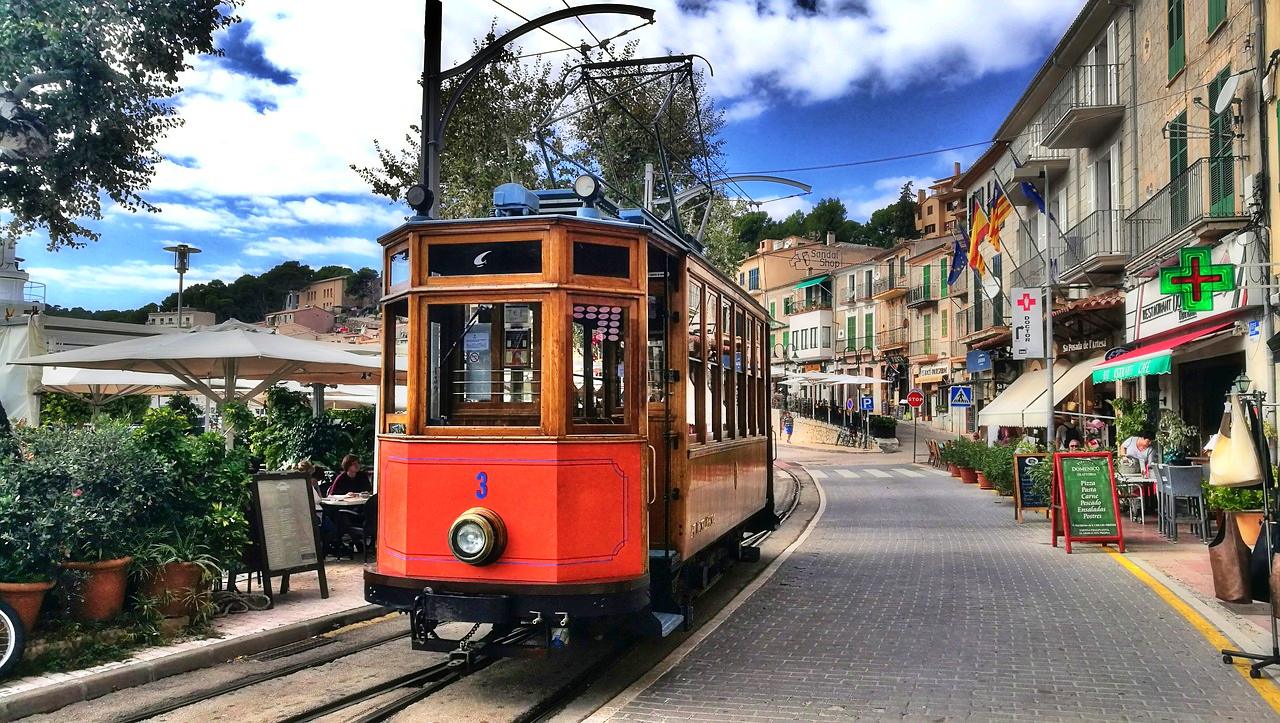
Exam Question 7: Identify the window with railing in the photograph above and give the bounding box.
[1208,66,1235,217]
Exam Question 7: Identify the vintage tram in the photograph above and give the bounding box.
[365,180,775,649]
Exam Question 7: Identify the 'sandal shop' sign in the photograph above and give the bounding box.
[1125,240,1254,342]
[1051,452,1124,554]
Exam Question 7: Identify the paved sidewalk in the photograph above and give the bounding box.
[606,451,1278,721]
[0,559,377,717]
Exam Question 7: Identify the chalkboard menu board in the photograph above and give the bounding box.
[1013,454,1049,523]
[1051,452,1125,553]
[249,472,329,605]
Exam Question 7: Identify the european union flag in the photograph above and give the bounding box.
[1019,181,1055,222]
[948,228,968,285]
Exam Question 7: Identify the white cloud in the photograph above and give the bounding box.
[845,175,935,220]
[27,261,253,293]
[723,98,768,123]
[763,195,812,221]
[243,236,380,259]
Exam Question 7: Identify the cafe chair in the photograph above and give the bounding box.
[349,493,378,562]
[1156,464,1209,542]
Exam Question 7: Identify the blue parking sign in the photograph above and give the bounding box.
[948,385,973,408]
[860,396,874,411]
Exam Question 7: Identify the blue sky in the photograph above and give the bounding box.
[16,0,1080,311]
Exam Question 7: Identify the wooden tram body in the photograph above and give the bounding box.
[365,192,774,641]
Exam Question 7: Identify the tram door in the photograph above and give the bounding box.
[646,247,677,553]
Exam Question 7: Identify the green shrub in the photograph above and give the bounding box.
[982,444,1016,495]
[1206,486,1264,511]
[868,415,896,438]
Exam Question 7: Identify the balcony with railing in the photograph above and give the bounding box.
[908,337,939,361]
[1012,225,1046,287]
[791,298,832,314]
[877,326,908,350]
[907,283,937,307]
[843,285,872,306]
[1043,62,1126,149]
[959,303,1009,344]
[1059,208,1129,283]
[871,270,908,299]
[1124,157,1247,269]
[1008,122,1071,184]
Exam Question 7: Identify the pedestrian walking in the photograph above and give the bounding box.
[781,410,794,444]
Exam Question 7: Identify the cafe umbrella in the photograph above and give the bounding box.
[39,367,190,423]
[13,320,380,443]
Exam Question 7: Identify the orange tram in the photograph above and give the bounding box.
[365,181,776,653]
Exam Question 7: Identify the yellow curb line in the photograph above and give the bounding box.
[1105,547,1280,714]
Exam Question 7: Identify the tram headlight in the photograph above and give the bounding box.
[447,508,506,566]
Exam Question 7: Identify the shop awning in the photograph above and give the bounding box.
[1090,322,1233,383]
[916,374,946,384]
[978,362,1068,427]
[1021,355,1105,428]
[793,275,829,291]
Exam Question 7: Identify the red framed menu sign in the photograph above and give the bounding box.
[1051,452,1125,554]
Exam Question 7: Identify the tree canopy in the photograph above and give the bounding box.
[0,0,240,249]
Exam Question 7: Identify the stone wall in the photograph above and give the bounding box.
[772,409,842,446]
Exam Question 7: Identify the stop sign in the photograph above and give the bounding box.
[906,389,925,408]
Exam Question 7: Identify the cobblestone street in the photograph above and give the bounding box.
[605,446,1280,721]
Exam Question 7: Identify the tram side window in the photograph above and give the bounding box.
[736,307,747,438]
[383,299,409,434]
[571,303,628,427]
[756,319,767,437]
[688,281,704,443]
[707,292,721,441]
[720,298,734,440]
[426,302,541,426]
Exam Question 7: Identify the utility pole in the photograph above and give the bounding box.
[414,2,655,218]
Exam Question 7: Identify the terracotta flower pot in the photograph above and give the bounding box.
[142,562,207,618]
[947,463,960,478]
[959,467,978,484]
[0,580,54,633]
[1234,510,1265,549]
[62,556,133,623]
[976,472,993,490]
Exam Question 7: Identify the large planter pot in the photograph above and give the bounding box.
[947,463,960,478]
[1234,510,1265,549]
[62,557,132,623]
[0,580,54,632]
[142,562,208,618]
[958,466,978,484]
[976,471,994,490]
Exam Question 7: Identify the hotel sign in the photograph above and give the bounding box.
[1126,240,1255,342]
[1056,338,1110,355]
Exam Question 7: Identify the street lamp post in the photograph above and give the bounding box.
[411,2,656,218]
[163,244,200,329]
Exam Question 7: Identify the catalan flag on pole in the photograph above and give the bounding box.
[968,200,990,275]
[988,181,1012,253]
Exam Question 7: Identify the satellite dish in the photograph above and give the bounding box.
[1214,72,1242,115]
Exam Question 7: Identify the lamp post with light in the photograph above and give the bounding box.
[163,244,200,329]
[1220,372,1280,676]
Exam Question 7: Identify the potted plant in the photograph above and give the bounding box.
[940,441,961,478]
[0,441,60,633]
[868,415,899,453]
[955,438,979,485]
[1156,409,1197,465]
[138,533,221,620]
[974,445,994,490]
[983,444,1016,496]
[1206,486,1266,548]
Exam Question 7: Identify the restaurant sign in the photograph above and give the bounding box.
[1126,240,1254,342]
[1091,354,1170,383]
[1056,338,1109,355]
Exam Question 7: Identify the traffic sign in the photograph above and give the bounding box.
[861,396,874,411]
[948,385,973,408]
[845,398,855,411]
[906,389,925,408]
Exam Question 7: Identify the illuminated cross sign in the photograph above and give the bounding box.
[1158,247,1235,312]
[1016,293,1037,311]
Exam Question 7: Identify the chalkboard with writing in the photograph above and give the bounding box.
[1013,454,1049,523]
[1052,452,1125,553]
[248,472,329,605]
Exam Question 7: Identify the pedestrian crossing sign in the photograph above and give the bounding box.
[948,385,973,408]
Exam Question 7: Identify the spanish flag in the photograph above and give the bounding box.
[988,182,1011,253]
[968,201,990,275]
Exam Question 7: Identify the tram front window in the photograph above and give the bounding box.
[427,302,540,427]
[571,302,627,427]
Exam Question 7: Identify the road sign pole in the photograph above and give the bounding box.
[912,415,918,463]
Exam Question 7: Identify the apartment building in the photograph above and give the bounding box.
[145,310,216,329]
[833,253,890,412]
[735,233,883,370]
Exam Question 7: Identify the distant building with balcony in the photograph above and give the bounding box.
[146,310,216,329]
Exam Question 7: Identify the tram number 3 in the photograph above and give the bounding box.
[475,472,489,500]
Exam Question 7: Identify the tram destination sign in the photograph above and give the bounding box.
[1051,452,1124,554]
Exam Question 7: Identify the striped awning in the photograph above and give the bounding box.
[1091,322,1232,383]
[793,275,829,291]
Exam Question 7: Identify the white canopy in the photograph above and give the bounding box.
[977,356,1103,428]
[818,374,884,385]
[40,367,187,398]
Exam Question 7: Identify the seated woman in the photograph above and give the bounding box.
[327,455,372,553]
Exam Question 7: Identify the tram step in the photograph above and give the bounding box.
[652,612,684,638]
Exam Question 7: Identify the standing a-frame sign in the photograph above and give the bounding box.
[1013,453,1049,523]
[1051,451,1125,553]
[248,472,329,606]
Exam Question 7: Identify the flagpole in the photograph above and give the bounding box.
[1043,163,1056,452]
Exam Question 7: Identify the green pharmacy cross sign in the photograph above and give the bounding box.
[1158,247,1235,312]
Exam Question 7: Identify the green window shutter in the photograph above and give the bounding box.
[1168,0,1185,79]
[923,314,932,354]
[939,258,948,296]
[941,310,948,338]
[847,315,856,349]
[1208,66,1235,216]
[1170,109,1190,229]
[770,301,776,319]
[865,314,874,350]
[922,265,931,298]
[782,330,789,349]
[1208,0,1226,32]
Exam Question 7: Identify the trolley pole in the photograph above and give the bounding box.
[1043,164,1056,453]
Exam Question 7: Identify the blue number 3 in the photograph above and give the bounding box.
[475,472,488,499]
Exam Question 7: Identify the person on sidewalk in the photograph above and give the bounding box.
[781,410,794,444]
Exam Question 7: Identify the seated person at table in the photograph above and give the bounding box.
[1121,432,1156,472]
[327,455,372,496]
